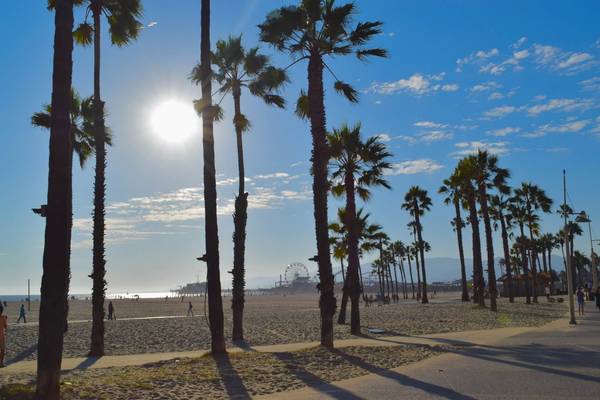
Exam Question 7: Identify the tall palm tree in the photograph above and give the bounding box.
[489,194,515,302]
[190,0,226,354]
[508,199,531,303]
[408,225,422,300]
[473,151,509,312]
[391,241,409,299]
[439,172,469,302]
[36,1,75,398]
[513,183,553,303]
[32,89,113,168]
[455,156,486,306]
[194,36,288,341]
[404,241,416,299]
[402,186,432,304]
[328,123,391,333]
[259,1,387,348]
[73,0,142,357]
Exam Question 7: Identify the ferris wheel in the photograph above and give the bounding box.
[284,262,309,284]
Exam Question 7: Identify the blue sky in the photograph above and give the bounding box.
[1,1,599,295]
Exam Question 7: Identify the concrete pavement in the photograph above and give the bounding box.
[258,312,600,400]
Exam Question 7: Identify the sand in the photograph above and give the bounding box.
[3,293,566,364]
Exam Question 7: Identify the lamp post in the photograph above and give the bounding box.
[575,212,598,292]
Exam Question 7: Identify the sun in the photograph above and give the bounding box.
[151,100,198,143]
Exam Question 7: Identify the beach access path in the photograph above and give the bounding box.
[0,315,572,376]
[259,311,600,400]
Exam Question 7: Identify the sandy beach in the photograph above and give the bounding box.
[3,293,566,364]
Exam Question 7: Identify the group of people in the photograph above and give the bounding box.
[576,286,600,315]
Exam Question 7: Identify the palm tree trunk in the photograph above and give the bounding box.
[308,52,335,348]
[399,258,408,299]
[343,173,362,334]
[478,185,497,311]
[90,3,106,358]
[36,1,74,397]
[542,249,548,273]
[407,255,415,299]
[519,223,531,304]
[415,210,429,304]
[337,258,348,325]
[414,250,421,301]
[500,215,514,302]
[548,247,553,272]
[231,87,248,342]
[392,259,399,302]
[201,0,226,354]
[467,193,485,307]
[454,199,469,302]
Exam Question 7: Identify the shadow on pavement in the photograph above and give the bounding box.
[6,344,37,365]
[214,353,251,400]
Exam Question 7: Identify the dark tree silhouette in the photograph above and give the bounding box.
[73,0,142,356]
[36,0,74,398]
[259,0,387,347]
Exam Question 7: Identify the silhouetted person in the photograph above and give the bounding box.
[108,301,115,321]
[187,301,193,317]
[595,287,600,311]
[577,287,585,316]
[0,306,6,367]
[16,304,26,324]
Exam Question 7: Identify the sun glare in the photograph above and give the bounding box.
[151,100,198,143]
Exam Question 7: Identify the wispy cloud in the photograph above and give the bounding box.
[470,81,502,93]
[579,77,600,92]
[483,105,517,118]
[523,120,591,138]
[368,73,459,95]
[386,159,444,175]
[487,127,521,137]
[451,141,509,157]
[414,121,447,129]
[480,49,529,75]
[532,44,596,74]
[526,98,596,116]
[456,48,499,72]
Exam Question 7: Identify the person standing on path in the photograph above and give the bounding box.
[107,301,115,321]
[186,301,194,317]
[577,287,585,316]
[16,304,26,324]
[0,306,6,367]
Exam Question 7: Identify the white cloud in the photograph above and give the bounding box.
[419,131,453,141]
[414,121,447,128]
[532,44,596,74]
[487,127,520,137]
[526,98,596,116]
[456,48,499,72]
[488,92,504,100]
[579,77,600,92]
[523,120,591,138]
[375,133,392,142]
[387,159,444,175]
[470,81,502,93]
[368,73,458,95]
[512,37,528,49]
[483,105,517,118]
[480,49,529,75]
[451,141,509,157]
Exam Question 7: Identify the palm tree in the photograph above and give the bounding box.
[189,0,226,354]
[36,1,75,398]
[259,1,387,348]
[473,151,509,312]
[404,242,416,299]
[439,172,469,302]
[73,0,142,357]
[489,194,515,302]
[32,89,113,168]
[508,199,531,303]
[328,123,391,333]
[455,156,486,306]
[391,241,409,299]
[513,183,553,303]
[402,186,432,304]
[408,225,422,300]
[194,36,288,341]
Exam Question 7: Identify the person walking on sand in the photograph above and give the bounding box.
[108,301,115,321]
[187,301,194,317]
[16,304,26,324]
[576,287,585,316]
[0,306,7,367]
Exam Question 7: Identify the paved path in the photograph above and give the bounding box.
[0,324,542,375]
[259,312,600,400]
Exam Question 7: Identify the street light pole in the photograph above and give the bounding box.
[563,170,576,325]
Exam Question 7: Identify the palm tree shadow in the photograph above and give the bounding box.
[273,352,365,400]
[6,344,37,365]
[74,356,100,370]
[330,348,477,400]
[213,353,251,400]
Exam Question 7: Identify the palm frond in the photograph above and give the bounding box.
[295,90,309,120]
[334,80,359,103]
[73,22,93,46]
[356,48,388,60]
